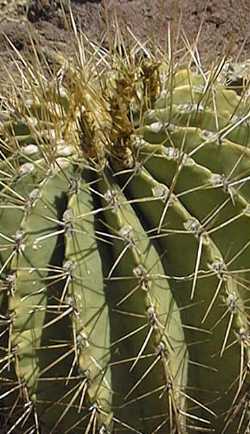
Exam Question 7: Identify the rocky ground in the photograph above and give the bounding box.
[0,0,249,81]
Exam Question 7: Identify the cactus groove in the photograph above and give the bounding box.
[0,27,250,434]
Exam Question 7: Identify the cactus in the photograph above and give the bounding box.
[0,27,250,434]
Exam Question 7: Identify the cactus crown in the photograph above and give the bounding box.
[0,15,250,434]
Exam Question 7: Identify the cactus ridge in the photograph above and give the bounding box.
[0,26,250,434]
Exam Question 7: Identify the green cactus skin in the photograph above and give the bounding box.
[98,173,187,433]
[0,38,250,434]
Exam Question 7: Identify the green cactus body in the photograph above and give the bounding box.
[123,165,250,431]
[0,41,250,434]
[62,174,113,432]
[98,173,187,433]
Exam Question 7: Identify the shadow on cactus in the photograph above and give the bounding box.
[0,11,250,434]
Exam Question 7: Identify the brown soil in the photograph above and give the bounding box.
[0,0,250,79]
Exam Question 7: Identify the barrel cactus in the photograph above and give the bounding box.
[0,31,250,434]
